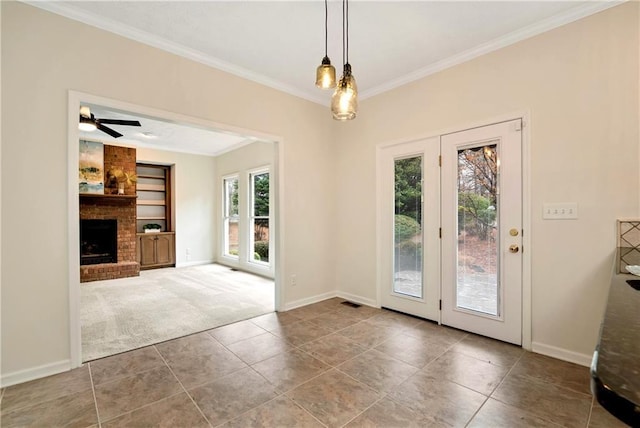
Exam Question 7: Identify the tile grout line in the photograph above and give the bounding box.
[151,345,214,428]
[87,363,103,428]
[332,326,470,426]
[466,350,560,427]
[461,350,526,427]
[586,396,595,427]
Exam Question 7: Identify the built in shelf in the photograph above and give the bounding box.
[137,216,166,220]
[137,183,166,192]
[137,174,165,179]
[138,200,166,206]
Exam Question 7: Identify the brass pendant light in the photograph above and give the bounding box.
[331,0,357,121]
[315,0,336,89]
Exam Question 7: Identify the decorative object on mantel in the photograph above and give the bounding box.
[106,167,137,195]
[79,140,104,194]
[315,0,336,89]
[143,223,162,233]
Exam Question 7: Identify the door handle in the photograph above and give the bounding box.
[509,244,519,253]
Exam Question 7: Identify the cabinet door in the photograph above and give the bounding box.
[155,235,173,265]
[140,236,157,266]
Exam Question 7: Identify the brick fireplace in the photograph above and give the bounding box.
[80,145,140,282]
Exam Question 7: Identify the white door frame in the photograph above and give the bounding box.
[67,90,285,367]
[376,112,531,350]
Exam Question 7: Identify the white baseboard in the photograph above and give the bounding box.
[336,291,378,309]
[283,291,338,311]
[175,259,214,268]
[1,359,72,388]
[531,341,592,367]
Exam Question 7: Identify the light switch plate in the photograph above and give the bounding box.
[543,203,578,220]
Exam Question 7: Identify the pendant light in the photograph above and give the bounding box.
[331,0,357,121]
[315,0,336,89]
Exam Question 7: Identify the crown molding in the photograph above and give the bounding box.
[359,0,626,100]
[22,0,327,105]
[24,0,624,105]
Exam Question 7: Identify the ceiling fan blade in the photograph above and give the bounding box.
[98,119,141,127]
[97,123,123,138]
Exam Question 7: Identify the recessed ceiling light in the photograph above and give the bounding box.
[139,132,158,139]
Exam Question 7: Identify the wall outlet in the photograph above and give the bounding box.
[290,274,297,287]
[543,203,578,220]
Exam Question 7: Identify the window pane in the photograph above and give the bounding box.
[227,218,239,256]
[225,178,239,216]
[253,173,269,217]
[250,171,269,265]
[253,218,269,263]
[224,177,239,257]
[393,156,423,298]
[456,143,499,316]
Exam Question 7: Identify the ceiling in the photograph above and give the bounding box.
[79,104,256,157]
[39,1,619,155]
[31,1,618,105]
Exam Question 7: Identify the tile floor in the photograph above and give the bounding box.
[0,298,628,427]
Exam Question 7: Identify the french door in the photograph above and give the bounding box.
[379,137,440,321]
[441,120,522,344]
[379,120,523,345]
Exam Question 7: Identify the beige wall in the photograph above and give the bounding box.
[136,147,217,267]
[334,3,639,359]
[1,2,336,378]
[214,141,275,277]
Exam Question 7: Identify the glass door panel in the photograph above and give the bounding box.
[456,143,499,316]
[393,156,423,298]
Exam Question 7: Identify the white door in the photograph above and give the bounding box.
[441,120,523,345]
[378,137,440,321]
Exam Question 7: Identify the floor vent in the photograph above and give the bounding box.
[341,301,361,308]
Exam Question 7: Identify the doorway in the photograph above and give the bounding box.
[67,91,284,367]
[378,119,524,345]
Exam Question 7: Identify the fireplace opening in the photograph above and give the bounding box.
[80,219,117,265]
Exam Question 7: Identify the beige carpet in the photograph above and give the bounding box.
[81,263,274,361]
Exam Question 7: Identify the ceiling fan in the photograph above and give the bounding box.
[79,106,141,138]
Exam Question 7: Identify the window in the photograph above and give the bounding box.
[223,176,239,258]
[249,170,270,265]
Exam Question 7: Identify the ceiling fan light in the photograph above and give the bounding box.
[79,116,97,132]
[316,56,336,89]
[331,64,358,121]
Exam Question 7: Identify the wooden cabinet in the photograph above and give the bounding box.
[137,232,175,270]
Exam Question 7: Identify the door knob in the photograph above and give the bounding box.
[509,244,519,253]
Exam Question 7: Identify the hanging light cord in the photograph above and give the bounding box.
[324,0,329,57]
[346,0,349,65]
[341,0,346,67]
